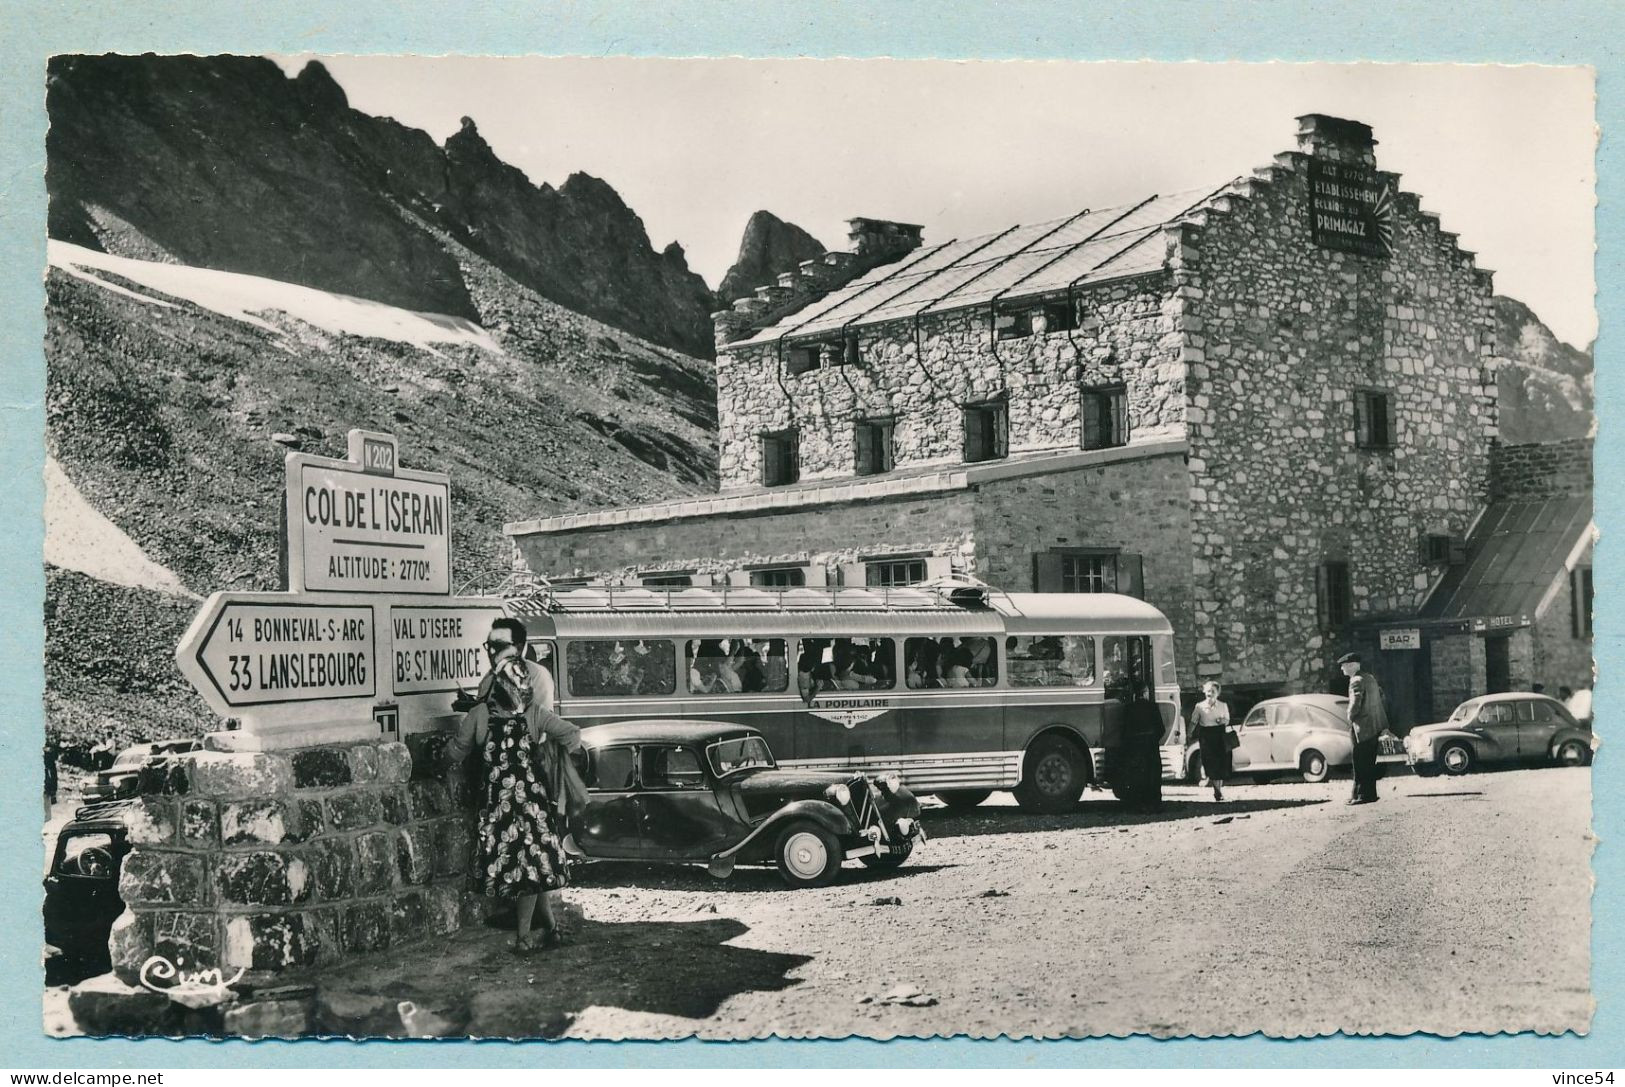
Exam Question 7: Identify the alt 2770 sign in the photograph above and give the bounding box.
[287,429,452,594]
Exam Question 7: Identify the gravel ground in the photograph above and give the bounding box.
[315,764,1592,1040]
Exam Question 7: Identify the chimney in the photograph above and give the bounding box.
[1295,114,1377,169]
[847,217,925,263]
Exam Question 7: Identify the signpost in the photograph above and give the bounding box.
[176,429,515,746]
[1307,158,1395,259]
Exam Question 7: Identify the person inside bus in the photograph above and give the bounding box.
[941,638,974,688]
[907,638,942,689]
[714,641,747,693]
[755,640,787,693]
[965,637,996,686]
[1059,636,1096,686]
[832,644,881,690]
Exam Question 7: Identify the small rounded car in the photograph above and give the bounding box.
[1183,694,1353,784]
[80,738,201,804]
[1405,692,1593,776]
[44,800,135,984]
[569,720,924,888]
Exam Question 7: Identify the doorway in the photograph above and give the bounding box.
[1485,634,1512,694]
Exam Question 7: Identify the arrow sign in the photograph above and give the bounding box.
[177,593,377,718]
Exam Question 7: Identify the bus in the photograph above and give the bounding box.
[508,577,1185,812]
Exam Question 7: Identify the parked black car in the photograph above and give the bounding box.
[80,739,202,804]
[570,720,924,887]
[44,800,134,984]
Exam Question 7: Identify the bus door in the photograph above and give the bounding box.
[900,634,1004,763]
[794,636,902,767]
[1101,634,1158,740]
[683,636,798,758]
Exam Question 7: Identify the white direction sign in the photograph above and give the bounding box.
[178,595,376,717]
[287,430,452,595]
[389,603,507,695]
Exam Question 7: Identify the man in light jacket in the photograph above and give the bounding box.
[1339,652,1386,805]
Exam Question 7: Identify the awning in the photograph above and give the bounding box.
[1418,496,1592,623]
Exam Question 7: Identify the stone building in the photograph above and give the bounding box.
[507,114,1559,724]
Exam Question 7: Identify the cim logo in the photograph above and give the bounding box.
[361,436,397,476]
[809,706,890,730]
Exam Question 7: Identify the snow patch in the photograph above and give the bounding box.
[47,239,501,353]
[45,456,197,599]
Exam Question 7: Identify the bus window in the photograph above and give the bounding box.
[1102,635,1153,702]
[797,637,896,697]
[565,639,677,698]
[685,638,789,694]
[1153,635,1177,687]
[1006,635,1096,687]
[905,636,996,688]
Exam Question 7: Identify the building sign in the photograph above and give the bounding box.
[389,603,506,695]
[1307,158,1395,259]
[1380,628,1422,651]
[1473,614,1531,633]
[181,597,375,713]
[286,430,452,595]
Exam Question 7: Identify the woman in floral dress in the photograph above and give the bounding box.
[446,618,580,952]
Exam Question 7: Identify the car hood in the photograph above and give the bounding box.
[1408,721,1466,739]
[733,767,862,799]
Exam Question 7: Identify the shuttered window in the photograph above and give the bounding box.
[1354,388,1397,450]
[1316,561,1353,628]
[854,418,895,476]
[866,559,927,587]
[1033,549,1144,598]
[761,429,799,487]
[1080,385,1129,450]
[1573,567,1593,638]
[963,399,1008,463]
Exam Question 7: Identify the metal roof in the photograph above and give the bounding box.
[733,183,1236,347]
[578,719,762,748]
[1419,497,1593,621]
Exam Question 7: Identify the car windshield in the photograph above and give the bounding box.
[707,736,775,776]
[1449,700,1479,723]
[111,747,147,769]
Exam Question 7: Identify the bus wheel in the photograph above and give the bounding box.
[1013,734,1086,813]
[774,821,843,888]
[934,789,992,811]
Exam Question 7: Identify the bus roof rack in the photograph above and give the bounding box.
[504,577,999,616]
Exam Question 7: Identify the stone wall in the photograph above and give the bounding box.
[1428,632,1485,721]
[511,486,978,585]
[714,276,1182,492]
[1175,119,1496,690]
[1490,437,1594,500]
[108,737,480,983]
[1533,540,1595,694]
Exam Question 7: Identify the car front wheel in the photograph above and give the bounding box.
[1440,742,1474,776]
[1554,739,1592,767]
[1300,749,1329,783]
[774,821,843,888]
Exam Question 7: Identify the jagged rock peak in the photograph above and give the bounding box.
[294,60,348,113]
[717,210,827,304]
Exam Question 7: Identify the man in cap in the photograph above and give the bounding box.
[1339,652,1386,805]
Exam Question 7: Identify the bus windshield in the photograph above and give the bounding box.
[707,736,776,776]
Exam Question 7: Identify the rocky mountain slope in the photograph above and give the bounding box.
[717,211,829,305]
[47,54,718,358]
[1493,295,1594,444]
[44,236,715,748]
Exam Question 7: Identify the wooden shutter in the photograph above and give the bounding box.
[1353,393,1368,447]
[1572,569,1582,639]
[1033,552,1065,592]
[803,564,828,587]
[1119,553,1145,598]
[855,424,874,475]
[1315,563,1329,629]
[1081,391,1101,450]
[761,435,777,485]
[787,431,800,483]
[689,573,715,587]
[1447,536,1467,565]
[1113,389,1130,446]
[879,420,895,471]
[839,563,867,587]
[994,402,1009,458]
[924,556,953,580]
[964,407,986,461]
[725,569,751,587]
[1382,394,1397,449]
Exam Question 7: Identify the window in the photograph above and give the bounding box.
[903,636,995,689]
[686,638,789,694]
[641,745,707,790]
[1101,635,1154,703]
[707,736,775,777]
[867,558,926,587]
[786,344,822,376]
[641,573,692,588]
[797,637,897,697]
[761,429,799,487]
[1063,552,1116,593]
[1478,703,1512,725]
[962,399,1008,463]
[1315,560,1352,628]
[1039,300,1077,334]
[1242,706,1271,730]
[1080,385,1128,450]
[1530,700,1556,723]
[749,567,805,588]
[1033,549,1143,597]
[1573,567,1593,638]
[854,418,895,476]
[1354,388,1397,450]
[1005,635,1096,688]
[565,639,677,698]
[995,309,1032,340]
[1424,533,1466,565]
[586,747,637,792]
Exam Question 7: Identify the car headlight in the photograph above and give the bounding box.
[878,772,902,793]
[827,783,851,807]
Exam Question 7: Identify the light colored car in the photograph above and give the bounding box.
[1184,694,1353,784]
[1405,693,1593,776]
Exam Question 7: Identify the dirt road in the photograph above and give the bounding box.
[247,766,1597,1039]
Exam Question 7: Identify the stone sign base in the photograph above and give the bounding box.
[107,732,488,986]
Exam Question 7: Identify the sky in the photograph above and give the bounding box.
[272,56,1597,347]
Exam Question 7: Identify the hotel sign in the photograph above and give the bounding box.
[1307,159,1395,259]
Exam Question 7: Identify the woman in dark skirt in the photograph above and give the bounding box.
[446,620,579,953]
[1190,680,1233,801]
